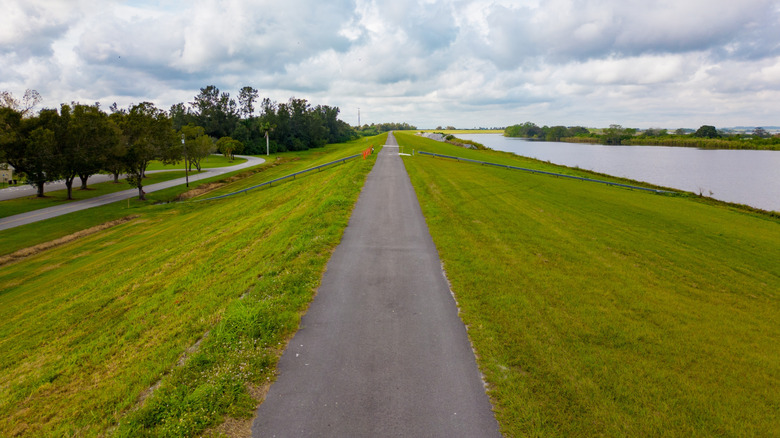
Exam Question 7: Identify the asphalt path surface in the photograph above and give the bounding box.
[0,155,264,231]
[252,133,500,437]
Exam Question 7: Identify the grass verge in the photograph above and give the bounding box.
[0,135,382,437]
[396,131,780,437]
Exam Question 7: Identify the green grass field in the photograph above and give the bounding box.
[0,172,194,219]
[395,131,780,437]
[145,154,246,170]
[0,136,382,437]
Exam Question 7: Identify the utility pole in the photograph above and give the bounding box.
[182,133,189,187]
[358,107,360,127]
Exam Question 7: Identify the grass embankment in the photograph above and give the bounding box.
[145,154,247,170]
[419,129,503,134]
[395,131,780,436]
[560,135,780,150]
[0,135,383,437]
[0,172,194,219]
[622,136,780,150]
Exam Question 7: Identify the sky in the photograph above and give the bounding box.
[2,0,780,129]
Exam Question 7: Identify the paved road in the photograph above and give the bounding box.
[252,133,500,437]
[0,169,175,201]
[0,155,264,232]
[0,155,255,201]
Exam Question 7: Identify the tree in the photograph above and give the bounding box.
[753,127,769,138]
[259,121,275,155]
[504,122,543,138]
[112,102,178,200]
[45,104,80,200]
[66,103,119,193]
[545,125,568,141]
[643,128,667,137]
[566,126,591,137]
[180,124,213,171]
[216,136,243,161]
[0,107,60,197]
[191,135,214,171]
[23,126,58,196]
[103,130,127,183]
[602,124,631,145]
[238,86,259,119]
[169,102,196,130]
[191,85,239,138]
[0,89,42,117]
[693,125,719,138]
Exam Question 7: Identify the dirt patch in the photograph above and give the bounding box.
[0,215,139,267]
[176,182,226,200]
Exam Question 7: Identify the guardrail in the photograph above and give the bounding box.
[195,153,363,202]
[417,151,672,194]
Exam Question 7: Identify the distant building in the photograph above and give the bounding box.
[1,164,13,184]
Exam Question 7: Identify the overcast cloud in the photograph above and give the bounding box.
[2,0,779,128]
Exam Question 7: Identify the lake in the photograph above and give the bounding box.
[456,134,780,212]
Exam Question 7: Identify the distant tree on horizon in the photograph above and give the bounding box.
[693,125,719,138]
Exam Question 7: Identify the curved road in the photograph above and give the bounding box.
[0,155,264,231]
[0,169,193,201]
[252,133,500,437]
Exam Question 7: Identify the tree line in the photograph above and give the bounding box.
[354,122,417,137]
[0,87,360,200]
[504,122,590,142]
[504,122,780,150]
[170,85,357,154]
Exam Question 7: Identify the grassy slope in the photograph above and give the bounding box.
[395,131,780,437]
[0,171,194,219]
[418,129,504,134]
[0,163,276,257]
[0,135,383,437]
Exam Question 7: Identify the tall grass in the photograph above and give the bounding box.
[622,136,780,150]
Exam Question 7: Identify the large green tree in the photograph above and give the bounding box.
[693,125,719,138]
[111,102,178,200]
[504,122,543,138]
[191,85,239,139]
[237,86,259,119]
[602,124,635,145]
[0,107,59,197]
[66,104,120,193]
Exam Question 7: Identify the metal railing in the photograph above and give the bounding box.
[417,151,672,194]
[195,154,363,202]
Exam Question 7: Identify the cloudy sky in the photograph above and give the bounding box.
[2,0,779,129]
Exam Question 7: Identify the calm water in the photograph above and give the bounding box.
[457,134,780,212]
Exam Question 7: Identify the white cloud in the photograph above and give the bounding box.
[1,0,779,128]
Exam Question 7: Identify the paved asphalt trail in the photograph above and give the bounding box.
[0,155,264,231]
[252,133,500,437]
